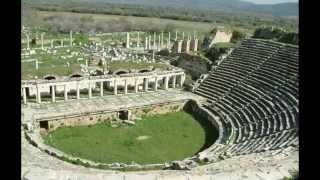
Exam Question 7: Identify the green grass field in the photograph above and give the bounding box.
[43,111,218,164]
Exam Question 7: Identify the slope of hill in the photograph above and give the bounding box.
[70,0,298,17]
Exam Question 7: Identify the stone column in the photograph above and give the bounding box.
[36,84,41,103]
[41,33,44,50]
[134,78,139,93]
[70,30,73,46]
[180,74,185,87]
[88,81,92,99]
[64,84,68,101]
[154,77,158,91]
[100,81,103,97]
[61,39,64,47]
[35,60,39,70]
[167,32,171,48]
[144,78,149,92]
[26,34,30,49]
[161,32,164,47]
[124,79,128,94]
[158,35,161,50]
[51,40,53,48]
[177,40,182,53]
[172,75,176,88]
[175,31,178,41]
[164,76,169,90]
[153,32,156,49]
[152,50,155,61]
[22,87,27,104]
[114,79,118,95]
[76,83,80,99]
[51,85,55,102]
[182,32,185,40]
[145,37,148,50]
[193,31,196,40]
[193,39,198,52]
[137,32,140,47]
[186,40,191,53]
[85,59,88,67]
[126,32,130,49]
[148,36,152,50]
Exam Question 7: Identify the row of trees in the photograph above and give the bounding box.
[24,0,298,32]
[253,27,298,45]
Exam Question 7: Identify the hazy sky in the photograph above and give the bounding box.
[241,0,298,4]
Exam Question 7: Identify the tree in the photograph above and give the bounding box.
[231,29,245,43]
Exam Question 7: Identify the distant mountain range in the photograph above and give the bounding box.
[81,0,298,17]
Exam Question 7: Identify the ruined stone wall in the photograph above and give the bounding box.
[130,100,187,117]
[175,54,211,80]
[210,30,233,46]
[47,111,118,132]
[44,100,188,132]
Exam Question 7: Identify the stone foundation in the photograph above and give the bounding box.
[40,100,188,132]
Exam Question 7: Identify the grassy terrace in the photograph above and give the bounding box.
[43,111,218,164]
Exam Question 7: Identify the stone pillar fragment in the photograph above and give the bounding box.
[100,81,103,97]
[154,77,158,91]
[134,79,138,93]
[148,36,152,50]
[186,40,191,53]
[153,32,156,49]
[22,87,27,104]
[144,78,149,92]
[124,79,128,94]
[36,84,41,103]
[167,32,171,48]
[70,30,73,46]
[35,60,39,70]
[164,76,169,90]
[76,83,80,99]
[158,35,161,50]
[88,82,92,99]
[137,32,140,47]
[193,39,199,52]
[114,79,118,95]
[172,76,176,88]
[180,74,185,88]
[51,85,55,102]
[26,34,30,49]
[145,37,148,50]
[177,40,183,53]
[126,32,130,49]
[64,84,68,101]
[175,31,178,41]
[41,33,44,50]
[161,32,164,47]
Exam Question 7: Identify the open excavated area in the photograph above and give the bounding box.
[43,111,217,165]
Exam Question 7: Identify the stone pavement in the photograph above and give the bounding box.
[21,90,298,180]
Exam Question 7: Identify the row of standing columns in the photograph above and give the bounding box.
[126,31,197,50]
[22,74,185,104]
[24,31,73,50]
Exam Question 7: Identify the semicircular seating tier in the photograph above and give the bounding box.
[194,38,299,160]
